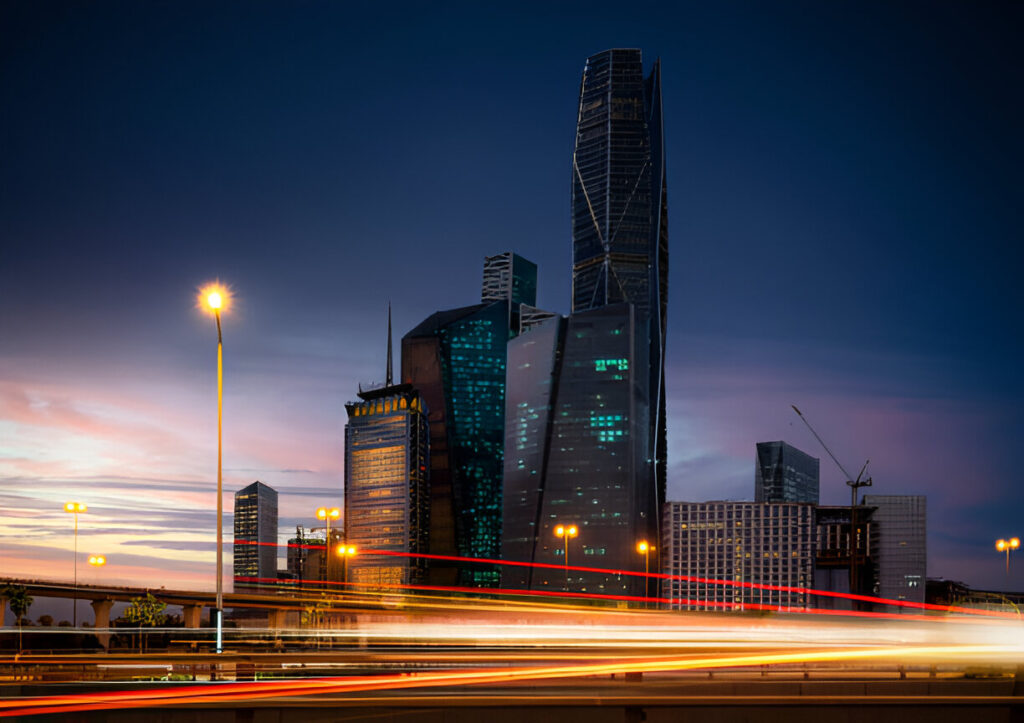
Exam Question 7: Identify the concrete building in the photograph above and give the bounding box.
[661,501,814,611]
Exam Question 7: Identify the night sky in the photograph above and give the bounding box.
[2,1,1022,601]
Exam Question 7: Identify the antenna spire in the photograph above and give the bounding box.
[385,302,393,387]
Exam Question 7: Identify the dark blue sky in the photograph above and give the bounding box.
[2,1,1022,592]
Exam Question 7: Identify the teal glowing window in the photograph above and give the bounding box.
[594,358,629,372]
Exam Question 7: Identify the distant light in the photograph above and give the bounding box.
[316,507,340,521]
[64,501,87,513]
[88,555,106,567]
[207,291,222,310]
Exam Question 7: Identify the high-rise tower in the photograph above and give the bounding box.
[402,253,541,586]
[232,481,278,589]
[344,314,430,587]
[755,441,820,504]
[571,48,668,505]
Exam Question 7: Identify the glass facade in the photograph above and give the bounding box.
[402,302,512,587]
[344,384,429,586]
[481,252,538,332]
[755,441,820,504]
[863,495,927,605]
[502,304,656,597]
[572,48,669,507]
[232,481,278,589]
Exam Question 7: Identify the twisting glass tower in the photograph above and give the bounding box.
[571,48,668,505]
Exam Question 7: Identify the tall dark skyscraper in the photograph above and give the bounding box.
[232,480,278,589]
[501,50,666,597]
[502,305,655,596]
[755,441,820,504]
[571,48,668,506]
[402,253,538,586]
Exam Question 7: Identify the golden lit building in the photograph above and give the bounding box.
[344,381,429,588]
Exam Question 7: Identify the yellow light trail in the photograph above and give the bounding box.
[0,644,1014,717]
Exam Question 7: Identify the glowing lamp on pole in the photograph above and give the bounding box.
[198,281,231,654]
[63,501,87,626]
[554,524,578,592]
[317,507,341,586]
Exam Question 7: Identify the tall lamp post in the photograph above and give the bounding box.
[336,544,357,588]
[553,524,578,593]
[200,283,229,653]
[996,537,1020,581]
[63,501,87,626]
[637,540,655,608]
[316,507,340,589]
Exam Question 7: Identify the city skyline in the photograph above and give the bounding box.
[1,1,1022,595]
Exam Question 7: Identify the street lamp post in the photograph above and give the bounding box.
[200,283,229,653]
[553,524,578,593]
[316,507,340,589]
[63,501,87,626]
[996,537,1020,580]
[336,544,357,588]
[637,540,655,608]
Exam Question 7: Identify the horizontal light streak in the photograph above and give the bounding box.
[0,644,1011,717]
[231,541,1017,620]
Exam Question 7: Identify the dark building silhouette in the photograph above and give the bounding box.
[344,315,430,587]
[402,253,541,586]
[863,494,926,605]
[502,305,656,597]
[232,481,278,590]
[813,505,879,607]
[755,441,820,504]
[571,48,668,507]
[501,49,666,596]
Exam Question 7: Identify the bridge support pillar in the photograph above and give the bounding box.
[268,608,288,630]
[90,599,114,650]
[183,603,203,629]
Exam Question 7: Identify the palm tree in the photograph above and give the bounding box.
[3,584,33,654]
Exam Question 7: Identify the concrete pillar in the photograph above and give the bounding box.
[90,599,114,650]
[268,608,288,630]
[183,604,203,629]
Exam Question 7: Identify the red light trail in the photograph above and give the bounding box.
[231,540,1017,620]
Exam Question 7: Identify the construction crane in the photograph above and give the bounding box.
[791,405,872,506]
[791,405,873,601]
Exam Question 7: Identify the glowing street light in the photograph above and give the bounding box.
[199,281,231,653]
[637,540,656,607]
[996,537,1020,578]
[554,524,578,592]
[63,501,87,626]
[88,555,106,567]
[336,544,357,586]
[317,507,341,587]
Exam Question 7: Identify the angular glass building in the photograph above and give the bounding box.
[863,495,927,605]
[502,304,656,597]
[402,253,541,586]
[344,383,429,586]
[571,48,668,506]
[755,441,820,504]
[232,480,278,590]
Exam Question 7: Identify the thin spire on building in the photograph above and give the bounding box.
[386,302,393,387]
